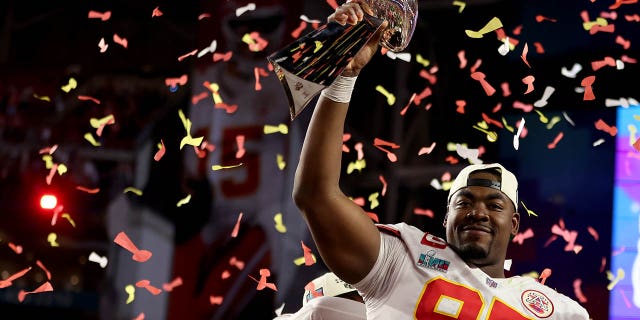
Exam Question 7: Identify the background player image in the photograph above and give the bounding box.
[291,1,590,319]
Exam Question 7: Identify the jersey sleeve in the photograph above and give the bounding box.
[353,226,407,310]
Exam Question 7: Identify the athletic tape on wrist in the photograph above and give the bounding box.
[320,75,358,103]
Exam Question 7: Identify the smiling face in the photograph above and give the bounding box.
[444,170,520,276]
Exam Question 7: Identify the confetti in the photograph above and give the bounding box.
[210,296,224,305]
[416,54,430,67]
[301,241,315,266]
[264,124,288,135]
[123,187,143,196]
[276,154,286,170]
[592,56,616,71]
[522,75,535,94]
[413,208,434,218]
[152,7,163,17]
[61,78,78,93]
[573,279,588,303]
[254,269,277,291]
[274,213,287,233]
[606,268,625,290]
[379,175,388,196]
[375,85,396,105]
[470,72,496,96]
[78,95,101,104]
[18,282,53,303]
[162,277,183,292]
[561,63,582,78]
[135,280,162,295]
[231,212,243,238]
[547,132,564,149]
[176,194,191,207]
[154,139,166,161]
[125,285,135,304]
[520,201,538,217]
[369,192,380,209]
[197,40,217,58]
[98,37,108,53]
[36,260,51,280]
[0,267,31,288]
[88,10,111,21]
[114,231,152,262]
[418,142,436,155]
[465,17,503,38]
[539,268,552,285]
[534,86,555,107]
[452,0,466,13]
[84,133,101,147]
[512,228,534,245]
[113,34,128,48]
[212,163,243,170]
[47,233,59,247]
[236,3,256,16]
[88,251,108,268]
[595,118,617,136]
[178,49,198,62]
[61,213,76,227]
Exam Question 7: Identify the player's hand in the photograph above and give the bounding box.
[328,0,388,77]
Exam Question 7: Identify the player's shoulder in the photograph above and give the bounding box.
[375,222,449,249]
[512,276,590,318]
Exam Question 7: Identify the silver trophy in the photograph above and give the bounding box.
[267,0,418,120]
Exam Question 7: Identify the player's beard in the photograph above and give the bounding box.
[458,242,489,261]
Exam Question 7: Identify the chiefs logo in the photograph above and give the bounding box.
[521,290,554,318]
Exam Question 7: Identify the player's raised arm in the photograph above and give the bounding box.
[292,1,387,285]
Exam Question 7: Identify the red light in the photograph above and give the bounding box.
[40,194,58,210]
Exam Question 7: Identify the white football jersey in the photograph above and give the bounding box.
[354,223,590,319]
[273,296,366,320]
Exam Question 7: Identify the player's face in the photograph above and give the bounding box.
[445,171,519,269]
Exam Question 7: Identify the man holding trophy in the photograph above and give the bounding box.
[285,1,590,318]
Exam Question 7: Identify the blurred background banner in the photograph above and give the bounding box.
[0,0,638,319]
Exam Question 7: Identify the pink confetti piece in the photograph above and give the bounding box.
[535,15,557,23]
[458,50,467,69]
[522,75,535,94]
[521,43,531,68]
[625,14,640,22]
[501,82,511,97]
[469,59,482,73]
[154,139,166,161]
[114,231,152,262]
[512,228,534,245]
[235,135,246,158]
[78,95,101,104]
[418,142,436,155]
[231,212,243,238]
[18,282,53,302]
[291,21,308,38]
[213,51,233,62]
[615,35,631,49]
[419,69,437,84]
[88,10,111,21]
[379,175,388,196]
[587,226,599,241]
[191,92,209,105]
[230,256,245,270]
[609,0,637,10]
[198,13,211,20]
[134,313,145,320]
[254,67,268,91]
[165,75,188,88]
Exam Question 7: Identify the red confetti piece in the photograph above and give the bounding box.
[36,260,51,280]
[609,0,638,10]
[114,231,152,262]
[595,118,617,136]
[591,56,616,71]
[76,186,100,194]
[539,268,552,285]
[230,256,245,270]
[231,212,243,238]
[18,282,53,302]
[413,208,434,218]
[88,10,111,21]
[535,15,557,23]
[444,156,459,164]
[154,139,166,161]
[400,93,416,115]
[366,212,380,223]
[482,113,504,128]
[419,69,437,85]
[470,72,496,96]
[301,241,315,266]
[573,279,588,303]
[589,24,615,35]
[352,197,365,206]
[492,102,502,113]
[522,75,535,94]
[291,21,308,38]
[533,42,545,54]
[587,226,599,241]
[152,7,163,17]
[413,86,432,106]
[213,51,233,62]
[210,295,224,305]
[581,75,596,100]
[165,74,188,88]
[162,277,183,292]
[455,100,466,114]
[548,132,564,149]
[625,14,640,22]
[214,103,238,114]
[78,95,101,104]
[615,35,631,49]
[254,67,268,91]
[255,269,277,291]
[304,281,322,298]
[379,175,388,196]
[513,101,533,112]
[8,242,23,254]
[373,138,400,162]
[113,34,128,48]
[135,280,162,295]
[469,59,482,73]
[0,267,31,288]
[178,49,198,62]
[191,92,209,105]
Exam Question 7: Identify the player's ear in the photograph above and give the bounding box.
[511,211,520,236]
[443,212,448,228]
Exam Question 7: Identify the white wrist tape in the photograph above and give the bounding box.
[320,75,358,103]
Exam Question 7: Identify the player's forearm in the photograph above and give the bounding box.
[293,95,349,207]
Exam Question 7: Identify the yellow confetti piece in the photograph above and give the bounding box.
[452,0,466,13]
[176,194,192,207]
[47,233,59,247]
[582,17,607,31]
[33,94,51,102]
[212,163,243,171]
[347,159,366,174]
[276,154,286,170]
[57,164,68,175]
[125,284,136,304]
[84,133,101,146]
[633,115,640,121]
[241,33,256,47]
[465,17,503,38]
[61,78,78,93]
[274,213,287,233]
[369,192,380,210]
[42,155,54,169]
[314,40,323,53]
[180,135,204,150]
[89,114,115,129]
[472,125,498,142]
[375,85,396,105]
[629,125,638,147]
[209,83,223,104]
[294,254,316,266]
[501,117,515,133]
[61,213,76,228]
[123,187,143,196]
[446,142,468,151]
[546,116,561,130]
[520,201,538,217]
[534,110,549,124]
[264,124,288,134]
[416,54,430,67]
[606,268,624,290]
